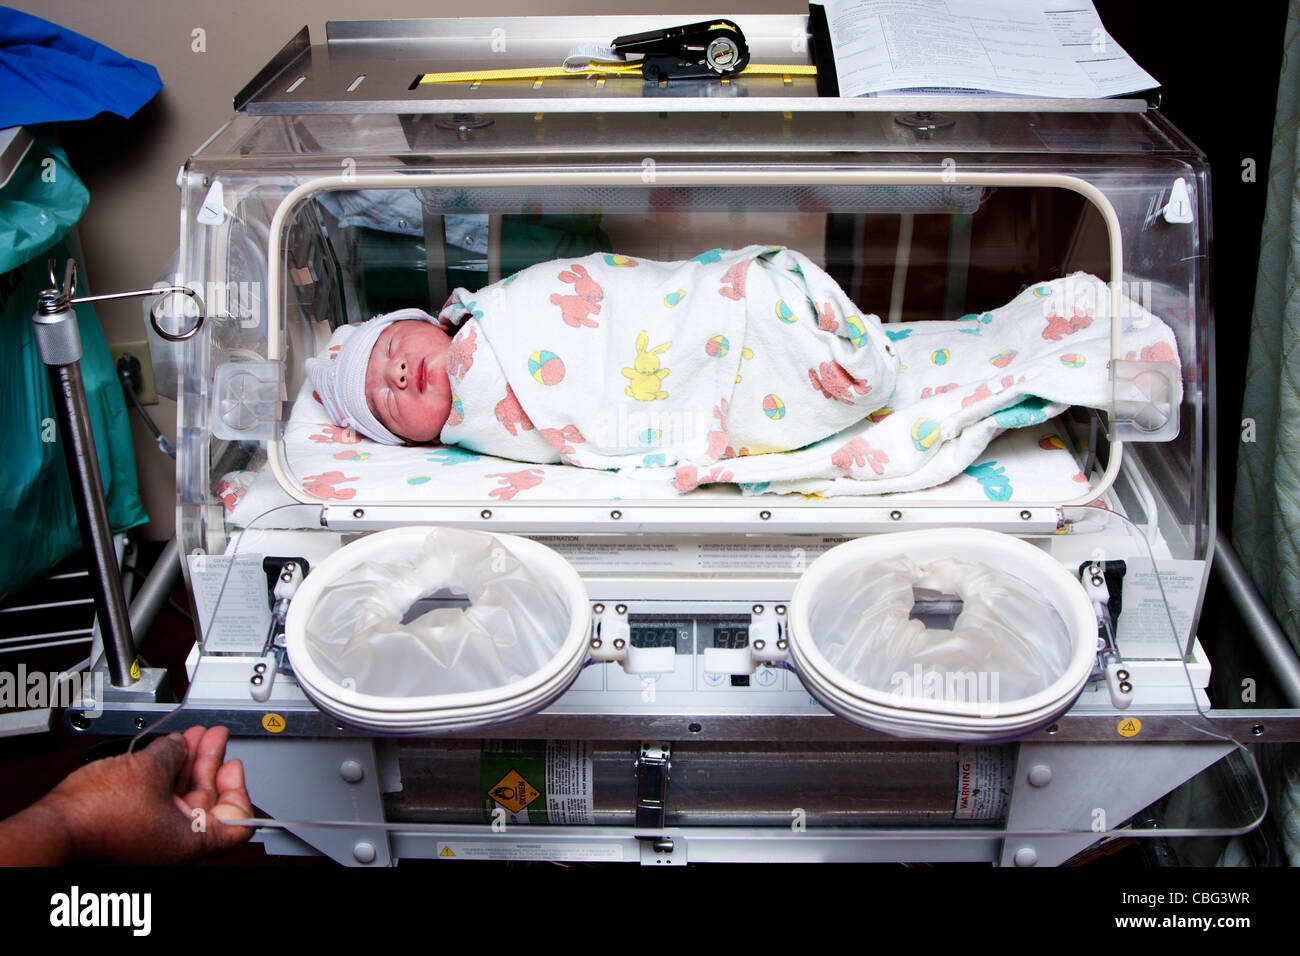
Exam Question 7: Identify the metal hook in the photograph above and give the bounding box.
[40,259,206,342]
[146,287,206,342]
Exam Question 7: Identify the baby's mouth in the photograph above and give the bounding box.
[416,358,427,393]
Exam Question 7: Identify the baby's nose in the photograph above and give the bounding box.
[392,360,408,387]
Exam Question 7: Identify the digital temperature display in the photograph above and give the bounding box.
[712,626,749,650]
[630,626,679,649]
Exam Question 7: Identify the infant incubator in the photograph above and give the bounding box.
[74,16,1287,864]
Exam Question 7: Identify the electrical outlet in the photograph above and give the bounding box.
[109,341,158,405]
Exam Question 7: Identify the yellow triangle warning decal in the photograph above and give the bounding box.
[487,768,541,814]
[440,846,455,857]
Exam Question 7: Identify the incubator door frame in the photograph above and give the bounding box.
[261,168,1129,522]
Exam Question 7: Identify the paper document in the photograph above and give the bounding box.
[817,0,1158,98]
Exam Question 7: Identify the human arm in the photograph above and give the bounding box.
[0,725,254,865]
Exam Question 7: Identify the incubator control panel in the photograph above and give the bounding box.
[559,609,820,711]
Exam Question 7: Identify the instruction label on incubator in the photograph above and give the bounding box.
[1113,559,1202,659]
[530,535,855,572]
[529,536,685,570]
[186,553,273,653]
[436,842,623,862]
[953,745,1012,820]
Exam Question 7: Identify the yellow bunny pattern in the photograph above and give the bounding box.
[623,330,672,401]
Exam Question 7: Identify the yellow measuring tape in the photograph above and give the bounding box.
[418,64,818,85]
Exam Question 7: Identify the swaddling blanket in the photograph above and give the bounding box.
[438,248,1179,497]
[439,245,898,469]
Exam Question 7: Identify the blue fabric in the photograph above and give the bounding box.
[0,7,161,128]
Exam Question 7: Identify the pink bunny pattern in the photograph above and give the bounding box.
[550,264,604,328]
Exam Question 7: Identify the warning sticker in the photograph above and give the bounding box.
[545,741,595,825]
[487,769,541,814]
[953,744,1013,820]
[435,842,624,862]
[261,713,286,733]
[1117,717,1142,738]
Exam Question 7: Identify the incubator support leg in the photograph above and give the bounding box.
[127,537,181,642]
[226,738,393,867]
[1000,741,1233,867]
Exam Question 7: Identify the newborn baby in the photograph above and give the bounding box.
[307,245,898,472]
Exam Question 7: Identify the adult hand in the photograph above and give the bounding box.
[2,725,254,865]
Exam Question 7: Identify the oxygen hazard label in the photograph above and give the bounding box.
[487,769,541,814]
[482,740,594,825]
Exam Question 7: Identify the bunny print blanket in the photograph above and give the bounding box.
[434,247,1179,497]
[437,245,900,474]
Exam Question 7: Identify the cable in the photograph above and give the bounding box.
[116,357,175,459]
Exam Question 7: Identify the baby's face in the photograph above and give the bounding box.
[365,320,453,443]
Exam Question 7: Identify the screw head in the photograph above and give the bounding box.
[760,510,771,520]
[613,638,626,650]
[480,509,492,519]
[352,508,365,519]
[353,841,377,864]
[593,603,605,614]
[590,638,603,649]
[610,510,622,520]
[1020,510,1032,520]
[615,604,627,615]
[1252,724,1265,736]
[890,510,902,521]
[753,639,766,651]
[133,716,148,730]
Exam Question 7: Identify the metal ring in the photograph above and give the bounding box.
[706,37,740,72]
[149,286,206,342]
